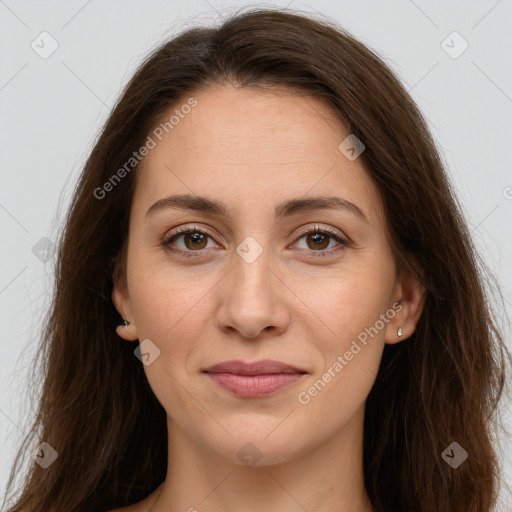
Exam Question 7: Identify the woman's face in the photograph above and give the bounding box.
[113,84,424,465]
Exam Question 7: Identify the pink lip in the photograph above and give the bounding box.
[203,359,307,398]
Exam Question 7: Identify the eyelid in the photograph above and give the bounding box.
[292,223,346,241]
[167,223,218,238]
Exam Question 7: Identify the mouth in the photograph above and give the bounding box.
[203,359,308,398]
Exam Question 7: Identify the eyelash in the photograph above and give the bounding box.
[161,224,348,259]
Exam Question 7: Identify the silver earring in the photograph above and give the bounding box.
[397,327,403,337]
[124,320,130,328]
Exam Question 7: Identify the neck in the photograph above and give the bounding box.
[150,404,373,512]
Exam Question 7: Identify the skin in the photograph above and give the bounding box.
[111,83,425,512]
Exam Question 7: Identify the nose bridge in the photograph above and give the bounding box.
[214,219,292,338]
[216,233,285,331]
[232,234,275,298]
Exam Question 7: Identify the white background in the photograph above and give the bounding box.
[1,0,511,508]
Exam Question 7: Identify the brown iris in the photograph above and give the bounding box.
[306,232,329,250]
[183,231,208,250]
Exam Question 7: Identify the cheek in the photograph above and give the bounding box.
[292,256,394,341]
[126,276,205,386]
[292,277,388,425]
[292,258,393,399]
[129,258,215,337]
[128,270,214,422]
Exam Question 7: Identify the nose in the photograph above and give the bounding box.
[215,246,290,340]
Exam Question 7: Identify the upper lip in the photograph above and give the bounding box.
[203,359,307,375]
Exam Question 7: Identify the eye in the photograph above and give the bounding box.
[292,224,348,257]
[161,225,220,257]
[161,224,348,258]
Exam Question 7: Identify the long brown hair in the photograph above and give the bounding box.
[3,7,510,512]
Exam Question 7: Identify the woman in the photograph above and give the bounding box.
[3,7,510,512]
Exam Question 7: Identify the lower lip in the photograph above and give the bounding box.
[205,372,305,397]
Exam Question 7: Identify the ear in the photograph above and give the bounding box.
[111,264,139,342]
[384,261,426,345]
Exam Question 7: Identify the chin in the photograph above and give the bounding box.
[201,426,310,468]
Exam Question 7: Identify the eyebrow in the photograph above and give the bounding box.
[146,194,368,223]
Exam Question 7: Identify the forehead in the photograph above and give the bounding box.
[148,84,345,162]
[132,84,383,225]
